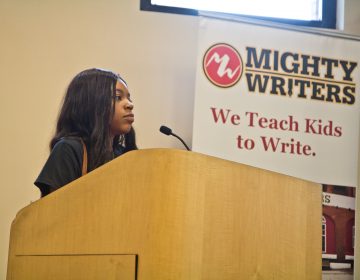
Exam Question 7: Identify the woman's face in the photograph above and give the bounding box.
[110,79,134,136]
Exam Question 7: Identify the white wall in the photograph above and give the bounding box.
[342,1,360,277]
[344,0,360,34]
[0,1,198,277]
[0,0,359,279]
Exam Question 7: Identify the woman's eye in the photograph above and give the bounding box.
[115,96,122,101]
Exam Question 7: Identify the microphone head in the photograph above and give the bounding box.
[159,125,172,136]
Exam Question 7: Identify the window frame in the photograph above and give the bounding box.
[322,216,327,253]
[140,0,337,29]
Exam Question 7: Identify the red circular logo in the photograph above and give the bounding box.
[203,43,243,88]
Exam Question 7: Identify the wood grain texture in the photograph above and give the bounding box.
[7,149,322,279]
[11,255,136,280]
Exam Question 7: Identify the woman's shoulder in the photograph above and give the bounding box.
[35,137,85,196]
[50,137,85,163]
[53,137,83,152]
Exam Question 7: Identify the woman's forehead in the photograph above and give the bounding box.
[116,79,128,91]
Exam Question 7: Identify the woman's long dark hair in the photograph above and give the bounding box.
[124,126,138,152]
[50,68,135,171]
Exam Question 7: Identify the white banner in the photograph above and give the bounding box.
[193,16,360,186]
[323,192,355,210]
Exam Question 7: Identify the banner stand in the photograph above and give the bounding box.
[194,12,360,277]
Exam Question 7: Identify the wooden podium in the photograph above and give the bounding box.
[7,149,322,279]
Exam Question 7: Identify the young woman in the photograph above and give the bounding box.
[35,68,137,197]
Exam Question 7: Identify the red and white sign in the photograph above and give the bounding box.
[193,17,360,186]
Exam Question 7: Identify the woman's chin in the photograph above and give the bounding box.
[121,126,132,135]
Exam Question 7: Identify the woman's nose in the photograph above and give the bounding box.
[126,100,134,110]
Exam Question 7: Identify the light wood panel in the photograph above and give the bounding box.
[7,149,322,279]
[11,255,136,280]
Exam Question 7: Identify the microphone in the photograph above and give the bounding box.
[159,125,191,151]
